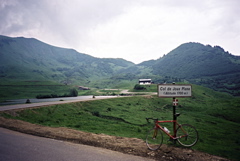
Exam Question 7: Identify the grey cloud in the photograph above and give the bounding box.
[0,0,135,48]
[0,0,129,34]
[0,0,239,62]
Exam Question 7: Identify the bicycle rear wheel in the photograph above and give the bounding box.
[176,124,198,147]
[146,128,163,150]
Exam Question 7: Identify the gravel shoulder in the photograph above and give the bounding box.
[0,116,229,161]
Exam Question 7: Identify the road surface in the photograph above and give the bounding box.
[0,128,153,161]
[0,96,118,111]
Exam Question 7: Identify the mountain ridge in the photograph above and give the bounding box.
[0,35,134,85]
[151,42,240,77]
[1,35,240,95]
[134,42,240,95]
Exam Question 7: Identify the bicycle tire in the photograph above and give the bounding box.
[176,124,198,147]
[146,128,163,150]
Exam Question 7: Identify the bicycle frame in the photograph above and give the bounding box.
[154,120,188,140]
[146,117,198,150]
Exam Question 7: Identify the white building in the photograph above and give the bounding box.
[139,79,152,85]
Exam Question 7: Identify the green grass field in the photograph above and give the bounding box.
[0,81,75,100]
[1,84,240,160]
[0,81,132,102]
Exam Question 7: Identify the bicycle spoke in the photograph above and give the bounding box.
[146,128,163,150]
[176,124,198,147]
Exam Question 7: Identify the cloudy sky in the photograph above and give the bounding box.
[1,0,239,64]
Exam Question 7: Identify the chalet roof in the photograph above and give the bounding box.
[139,79,151,81]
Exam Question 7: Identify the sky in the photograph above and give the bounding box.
[0,0,240,64]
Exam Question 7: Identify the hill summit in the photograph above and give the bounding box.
[151,42,240,78]
[0,35,134,85]
[137,42,240,95]
[1,35,240,95]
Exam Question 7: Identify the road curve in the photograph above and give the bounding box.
[0,127,153,161]
[0,96,118,112]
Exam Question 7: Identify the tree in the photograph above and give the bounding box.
[69,88,78,97]
[134,84,146,90]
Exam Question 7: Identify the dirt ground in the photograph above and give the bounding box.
[0,116,230,161]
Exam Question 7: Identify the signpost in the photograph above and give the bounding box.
[158,84,192,98]
[158,83,192,143]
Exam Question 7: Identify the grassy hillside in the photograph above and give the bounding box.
[1,35,240,96]
[139,42,240,95]
[0,35,134,85]
[0,81,77,100]
[1,84,239,160]
[151,43,240,77]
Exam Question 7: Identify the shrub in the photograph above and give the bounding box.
[36,88,78,99]
[69,88,78,97]
[134,84,146,90]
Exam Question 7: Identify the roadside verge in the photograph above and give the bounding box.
[0,116,229,161]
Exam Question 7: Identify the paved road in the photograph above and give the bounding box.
[0,128,153,161]
[0,96,95,106]
[0,96,118,111]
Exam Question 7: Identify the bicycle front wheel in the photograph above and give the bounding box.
[146,128,163,150]
[176,124,198,147]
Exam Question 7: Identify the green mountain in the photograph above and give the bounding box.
[135,42,240,95]
[151,42,240,78]
[0,35,134,85]
[1,35,240,95]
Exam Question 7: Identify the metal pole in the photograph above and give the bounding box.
[173,82,176,144]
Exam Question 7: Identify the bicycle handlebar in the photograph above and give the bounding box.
[146,118,158,123]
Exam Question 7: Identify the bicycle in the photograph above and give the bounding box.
[145,113,198,150]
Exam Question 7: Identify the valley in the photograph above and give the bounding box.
[0,35,240,160]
